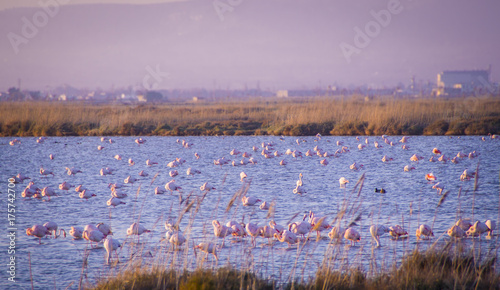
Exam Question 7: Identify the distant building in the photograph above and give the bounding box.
[435,66,492,96]
[276,90,288,98]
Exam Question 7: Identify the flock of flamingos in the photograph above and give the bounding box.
[10,133,498,263]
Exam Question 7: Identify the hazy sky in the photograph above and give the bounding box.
[1,0,499,91]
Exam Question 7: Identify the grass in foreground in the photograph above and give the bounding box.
[89,245,500,290]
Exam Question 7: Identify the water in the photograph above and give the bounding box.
[1,136,499,289]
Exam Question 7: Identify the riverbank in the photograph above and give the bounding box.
[1,97,499,136]
[89,245,499,289]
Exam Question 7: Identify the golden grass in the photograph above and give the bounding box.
[1,96,500,136]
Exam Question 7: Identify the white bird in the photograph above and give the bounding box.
[65,167,82,175]
[320,159,329,166]
[79,189,96,199]
[167,160,179,168]
[26,225,48,244]
[339,177,349,188]
[227,221,246,238]
[259,201,270,210]
[370,225,389,247]
[146,159,158,166]
[96,223,113,237]
[466,221,490,237]
[154,187,166,195]
[242,196,262,206]
[432,183,444,194]
[97,145,105,151]
[447,225,466,239]
[194,242,218,260]
[381,155,393,162]
[43,221,66,238]
[135,138,146,145]
[296,173,304,187]
[127,223,150,236]
[39,167,55,176]
[328,225,345,241]
[289,220,312,239]
[485,220,496,238]
[114,155,122,160]
[104,236,121,264]
[83,229,105,247]
[165,180,182,192]
[212,220,233,245]
[169,170,179,177]
[165,223,186,247]
[455,218,473,231]
[259,225,278,244]
[240,172,247,182]
[245,223,261,247]
[59,181,74,190]
[344,228,361,246]
[293,184,307,195]
[415,224,434,240]
[187,167,201,176]
[308,212,330,238]
[269,220,285,234]
[107,197,126,207]
[389,225,408,239]
[274,230,298,248]
[75,185,87,193]
[124,176,138,184]
[111,189,127,198]
[138,170,148,177]
[194,152,201,159]
[41,186,57,200]
[69,226,84,239]
[128,158,135,166]
[200,182,216,191]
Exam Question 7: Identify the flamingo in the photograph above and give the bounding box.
[104,236,121,264]
[114,155,122,160]
[107,197,126,207]
[404,165,415,172]
[344,228,361,246]
[274,230,298,248]
[227,221,246,238]
[432,183,444,194]
[127,223,150,236]
[389,225,408,239]
[100,168,111,176]
[146,159,158,166]
[79,190,96,199]
[83,229,105,247]
[187,168,201,176]
[245,223,261,246]
[194,152,201,159]
[455,219,473,231]
[43,221,65,238]
[39,167,55,176]
[370,225,390,247]
[308,212,331,238]
[438,155,448,162]
[165,180,182,192]
[466,221,490,237]
[75,184,87,192]
[16,173,30,182]
[240,172,247,182]
[135,138,146,145]
[138,170,148,177]
[410,154,423,162]
[339,177,349,188]
[230,149,241,156]
[320,159,329,166]
[289,219,312,240]
[111,189,127,198]
[259,201,270,210]
[374,141,382,148]
[293,184,307,195]
[124,176,138,184]
[212,220,233,244]
[96,223,113,237]
[242,196,261,206]
[296,173,304,187]
[154,187,166,195]
[128,158,135,166]
[399,136,408,143]
[97,145,105,150]
[269,220,285,234]
[165,223,186,248]
[425,173,437,181]
[328,225,345,241]
[65,167,82,175]
[41,186,57,200]
[447,225,466,239]
[69,226,84,239]
[460,169,475,181]
[429,156,436,162]
[485,220,496,238]
[59,181,74,190]
[415,224,434,240]
[357,144,366,150]
[26,225,48,244]
[350,163,363,171]
[260,226,278,244]
[432,148,441,155]
[194,242,218,260]
[169,170,179,177]
[381,155,393,162]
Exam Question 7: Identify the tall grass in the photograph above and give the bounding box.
[2,96,500,136]
[85,171,500,290]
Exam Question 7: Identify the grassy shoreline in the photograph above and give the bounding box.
[1,96,500,137]
[89,245,500,290]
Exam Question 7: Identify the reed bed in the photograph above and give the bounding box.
[84,171,500,290]
[2,96,500,136]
